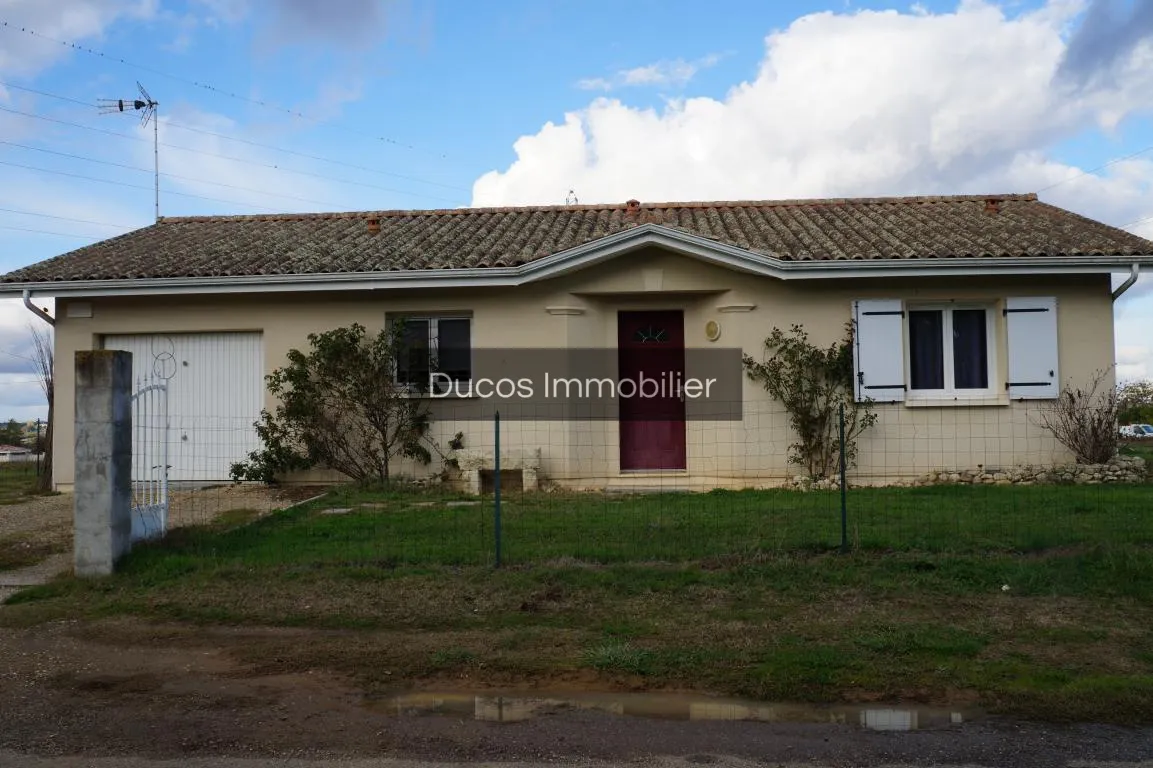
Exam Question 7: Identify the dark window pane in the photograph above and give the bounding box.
[952,309,988,389]
[909,310,944,390]
[396,318,430,386]
[436,318,471,382]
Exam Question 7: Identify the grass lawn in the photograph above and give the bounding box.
[1122,441,1153,477]
[0,461,63,572]
[5,483,1153,724]
[0,461,46,505]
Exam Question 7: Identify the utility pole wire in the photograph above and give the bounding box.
[0,224,100,240]
[1,80,465,191]
[0,158,283,212]
[0,21,449,159]
[0,140,359,209]
[0,104,464,205]
[0,205,133,230]
[1038,145,1153,193]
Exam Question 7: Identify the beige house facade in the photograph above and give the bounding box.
[2,194,1150,491]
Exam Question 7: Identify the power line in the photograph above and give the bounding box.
[0,348,35,363]
[165,121,467,193]
[0,224,100,240]
[0,21,449,159]
[1121,212,1153,231]
[0,103,463,205]
[0,205,133,230]
[1,139,361,210]
[0,80,467,193]
[0,158,282,212]
[1038,144,1153,193]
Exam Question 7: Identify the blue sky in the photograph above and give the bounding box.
[0,0,1151,419]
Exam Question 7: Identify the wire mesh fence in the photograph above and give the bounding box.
[132,399,1153,571]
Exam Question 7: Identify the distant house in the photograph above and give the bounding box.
[0,444,32,463]
[2,193,1151,491]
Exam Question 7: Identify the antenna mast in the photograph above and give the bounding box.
[98,83,160,222]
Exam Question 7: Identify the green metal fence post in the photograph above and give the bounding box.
[494,410,502,568]
[839,401,848,553]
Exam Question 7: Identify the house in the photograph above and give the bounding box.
[0,444,33,463]
[2,193,1151,491]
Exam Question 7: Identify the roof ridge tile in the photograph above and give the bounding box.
[155,193,1041,225]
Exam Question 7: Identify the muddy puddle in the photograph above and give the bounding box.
[369,691,979,731]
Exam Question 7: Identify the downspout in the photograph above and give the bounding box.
[22,289,55,326]
[1112,263,1140,302]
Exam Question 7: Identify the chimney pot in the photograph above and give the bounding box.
[625,199,641,218]
[367,216,381,234]
[984,198,1000,214]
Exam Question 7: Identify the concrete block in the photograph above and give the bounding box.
[73,350,133,577]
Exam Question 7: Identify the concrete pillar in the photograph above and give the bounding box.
[74,350,133,577]
[464,468,483,495]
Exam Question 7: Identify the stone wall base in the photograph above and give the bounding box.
[903,456,1147,487]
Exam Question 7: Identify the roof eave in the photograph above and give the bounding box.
[3,224,1152,298]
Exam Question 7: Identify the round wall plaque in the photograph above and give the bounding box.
[705,320,721,341]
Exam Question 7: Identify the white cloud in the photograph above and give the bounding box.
[144,106,354,213]
[0,299,51,421]
[475,0,1153,384]
[478,1,1153,205]
[576,54,723,92]
[575,77,613,92]
[1117,344,1149,380]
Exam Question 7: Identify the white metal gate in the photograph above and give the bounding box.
[130,374,169,542]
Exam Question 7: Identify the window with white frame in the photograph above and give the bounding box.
[906,305,995,396]
[852,297,1059,404]
[393,315,472,390]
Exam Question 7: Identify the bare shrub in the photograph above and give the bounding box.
[29,323,53,492]
[1036,369,1119,465]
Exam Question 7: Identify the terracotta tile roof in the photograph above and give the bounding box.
[3,193,1151,283]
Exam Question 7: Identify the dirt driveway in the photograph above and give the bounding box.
[0,617,1152,766]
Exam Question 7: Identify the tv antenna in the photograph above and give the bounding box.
[98,82,160,222]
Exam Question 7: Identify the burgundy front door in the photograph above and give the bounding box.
[618,310,687,471]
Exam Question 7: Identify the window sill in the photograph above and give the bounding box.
[904,396,1010,408]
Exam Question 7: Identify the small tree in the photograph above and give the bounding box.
[1036,369,1119,464]
[742,323,878,480]
[230,322,435,484]
[1118,379,1153,426]
[29,323,53,492]
[0,419,23,446]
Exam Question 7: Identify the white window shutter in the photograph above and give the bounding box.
[852,299,906,402]
[1006,296,1059,399]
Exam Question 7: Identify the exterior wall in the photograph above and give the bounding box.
[50,248,1116,490]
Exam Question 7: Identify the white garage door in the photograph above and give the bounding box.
[102,332,264,482]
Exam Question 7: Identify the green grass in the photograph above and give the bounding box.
[0,461,48,505]
[583,641,654,675]
[50,481,1153,570]
[5,482,1153,723]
